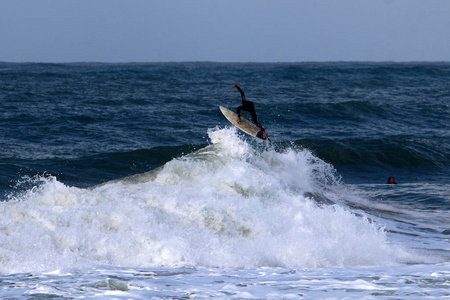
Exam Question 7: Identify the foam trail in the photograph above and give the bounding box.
[0,127,419,273]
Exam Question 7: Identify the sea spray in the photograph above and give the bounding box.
[0,127,417,273]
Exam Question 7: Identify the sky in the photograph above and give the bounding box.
[1,0,450,63]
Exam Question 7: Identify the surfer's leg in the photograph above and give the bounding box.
[250,111,258,126]
[236,105,243,123]
[236,105,244,123]
[236,105,243,116]
[250,112,264,130]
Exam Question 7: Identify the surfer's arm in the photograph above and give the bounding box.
[234,83,246,101]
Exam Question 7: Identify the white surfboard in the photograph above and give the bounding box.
[219,106,268,140]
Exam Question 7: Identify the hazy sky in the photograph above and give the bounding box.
[1,0,450,62]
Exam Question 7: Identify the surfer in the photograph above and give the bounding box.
[234,83,267,139]
[387,177,397,184]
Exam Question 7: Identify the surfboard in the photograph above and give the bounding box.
[219,106,268,140]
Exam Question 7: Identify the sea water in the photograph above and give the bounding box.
[0,62,448,298]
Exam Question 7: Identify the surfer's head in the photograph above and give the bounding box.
[387,177,397,184]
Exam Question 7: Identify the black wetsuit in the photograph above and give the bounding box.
[235,85,263,129]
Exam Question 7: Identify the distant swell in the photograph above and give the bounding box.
[296,137,449,169]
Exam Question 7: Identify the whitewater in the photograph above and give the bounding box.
[1,127,448,298]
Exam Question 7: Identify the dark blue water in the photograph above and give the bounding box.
[1,62,449,202]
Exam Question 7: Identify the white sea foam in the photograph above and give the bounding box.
[0,127,420,273]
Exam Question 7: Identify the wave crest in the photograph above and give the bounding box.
[0,128,419,273]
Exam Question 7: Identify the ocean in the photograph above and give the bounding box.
[0,62,448,299]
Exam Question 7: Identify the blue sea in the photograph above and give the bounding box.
[0,62,448,299]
